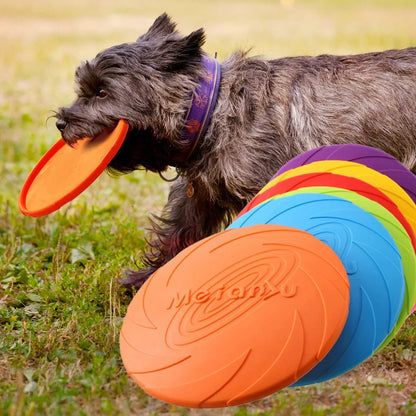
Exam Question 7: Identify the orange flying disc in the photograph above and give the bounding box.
[19,120,129,217]
[120,225,349,408]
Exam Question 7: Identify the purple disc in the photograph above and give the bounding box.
[274,144,416,204]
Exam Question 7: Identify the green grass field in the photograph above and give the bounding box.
[1,0,416,414]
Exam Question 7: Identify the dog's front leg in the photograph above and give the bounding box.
[120,177,231,290]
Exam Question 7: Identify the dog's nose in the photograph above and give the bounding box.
[56,119,67,132]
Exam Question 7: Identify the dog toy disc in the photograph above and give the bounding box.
[230,194,404,384]
[275,144,416,205]
[19,119,129,217]
[238,171,416,252]
[120,225,349,408]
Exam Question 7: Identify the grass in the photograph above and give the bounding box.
[1,0,416,414]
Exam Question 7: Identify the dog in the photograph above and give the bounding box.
[55,13,416,290]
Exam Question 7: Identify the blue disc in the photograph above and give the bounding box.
[228,193,404,384]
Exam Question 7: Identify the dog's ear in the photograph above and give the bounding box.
[138,13,177,41]
[156,28,206,72]
[137,14,206,72]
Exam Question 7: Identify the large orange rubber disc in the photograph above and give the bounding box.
[19,119,128,217]
[120,225,349,408]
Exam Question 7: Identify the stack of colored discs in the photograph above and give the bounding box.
[120,144,416,407]
[231,143,416,384]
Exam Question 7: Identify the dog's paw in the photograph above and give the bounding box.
[118,268,155,291]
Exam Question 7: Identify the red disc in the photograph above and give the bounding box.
[120,225,349,408]
[19,119,128,217]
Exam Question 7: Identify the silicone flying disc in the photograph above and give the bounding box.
[229,194,405,384]
[120,225,350,408]
[259,187,416,352]
[274,144,416,205]
[19,119,129,217]
[262,160,416,239]
[237,172,416,252]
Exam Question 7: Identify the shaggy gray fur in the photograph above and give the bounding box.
[55,13,416,289]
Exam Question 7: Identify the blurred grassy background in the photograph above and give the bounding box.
[1,0,416,415]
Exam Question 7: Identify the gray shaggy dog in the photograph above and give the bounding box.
[55,13,416,289]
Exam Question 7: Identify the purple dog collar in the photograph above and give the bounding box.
[180,55,221,162]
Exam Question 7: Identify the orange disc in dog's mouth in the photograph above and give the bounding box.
[120,225,350,408]
[19,119,129,217]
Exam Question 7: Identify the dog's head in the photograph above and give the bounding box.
[55,13,206,173]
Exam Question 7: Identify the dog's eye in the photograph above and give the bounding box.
[96,89,107,99]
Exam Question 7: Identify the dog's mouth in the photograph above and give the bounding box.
[55,111,119,146]
[58,120,175,175]
[59,122,119,147]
